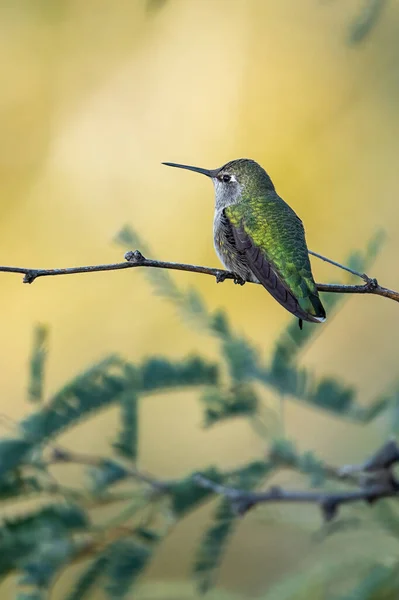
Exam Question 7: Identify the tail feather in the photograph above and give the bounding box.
[298,293,326,323]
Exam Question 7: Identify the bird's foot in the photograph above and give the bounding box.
[233,274,246,286]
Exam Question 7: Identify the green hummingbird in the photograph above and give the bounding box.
[163,158,326,327]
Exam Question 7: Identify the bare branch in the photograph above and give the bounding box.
[0,249,397,303]
[194,441,399,521]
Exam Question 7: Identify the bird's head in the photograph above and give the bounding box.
[162,158,274,209]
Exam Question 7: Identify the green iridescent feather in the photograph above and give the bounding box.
[225,194,324,319]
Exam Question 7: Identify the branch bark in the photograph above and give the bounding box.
[0,249,397,303]
[193,440,399,521]
[49,441,399,523]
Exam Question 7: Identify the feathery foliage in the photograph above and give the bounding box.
[194,461,274,593]
[27,325,48,404]
[0,227,397,600]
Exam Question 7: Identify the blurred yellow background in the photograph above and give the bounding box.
[1,0,399,598]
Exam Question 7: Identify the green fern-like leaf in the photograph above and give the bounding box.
[113,391,138,460]
[89,460,130,495]
[0,472,41,502]
[20,352,217,454]
[338,563,399,599]
[19,538,74,589]
[146,0,168,14]
[64,555,109,600]
[0,438,34,479]
[0,504,88,579]
[194,498,236,594]
[193,461,274,593]
[27,324,49,404]
[105,539,154,599]
[21,355,128,444]
[348,0,388,44]
[170,467,224,517]
[16,590,46,600]
[371,501,399,541]
[140,356,218,391]
[201,384,259,427]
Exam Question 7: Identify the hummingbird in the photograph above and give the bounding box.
[162,158,326,327]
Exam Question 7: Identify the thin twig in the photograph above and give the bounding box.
[0,249,397,303]
[194,441,399,522]
[308,249,370,282]
[48,447,169,492]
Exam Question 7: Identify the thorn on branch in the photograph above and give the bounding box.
[124,250,146,263]
[215,271,230,284]
[321,498,339,522]
[49,447,72,462]
[232,498,256,516]
[193,441,399,522]
[365,277,379,291]
[23,271,38,284]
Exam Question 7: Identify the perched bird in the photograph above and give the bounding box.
[163,158,326,327]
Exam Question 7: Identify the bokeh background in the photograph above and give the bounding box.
[1,0,399,598]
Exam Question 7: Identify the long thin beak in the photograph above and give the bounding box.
[162,162,217,178]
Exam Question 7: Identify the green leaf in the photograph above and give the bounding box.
[16,590,46,600]
[299,451,327,487]
[140,356,218,391]
[170,468,223,517]
[194,461,274,593]
[115,226,186,310]
[105,539,154,599]
[64,555,109,600]
[228,460,275,487]
[350,395,389,423]
[21,356,128,444]
[89,460,129,495]
[348,0,388,44]
[310,377,354,413]
[209,310,260,382]
[146,0,168,14]
[19,538,74,588]
[371,501,399,541]
[201,384,259,427]
[0,504,88,579]
[0,438,34,479]
[20,351,217,453]
[113,391,138,460]
[220,334,259,382]
[338,563,399,600]
[0,472,41,502]
[194,498,236,594]
[28,324,49,404]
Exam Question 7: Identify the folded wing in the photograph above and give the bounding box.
[225,198,326,323]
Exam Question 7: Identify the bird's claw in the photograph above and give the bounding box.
[215,271,246,285]
[233,275,246,286]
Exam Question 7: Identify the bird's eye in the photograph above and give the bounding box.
[221,174,231,183]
